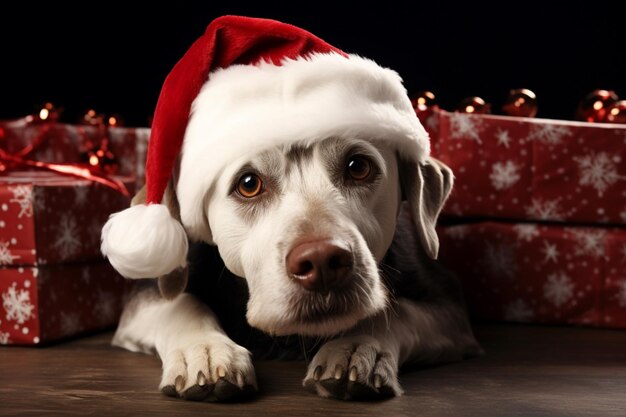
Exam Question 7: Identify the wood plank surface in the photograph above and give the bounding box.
[1,324,625,417]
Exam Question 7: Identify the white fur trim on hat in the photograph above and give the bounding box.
[101,204,188,279]
[177,52,429,242]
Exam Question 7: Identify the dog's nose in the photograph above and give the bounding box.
[286,240,353,292]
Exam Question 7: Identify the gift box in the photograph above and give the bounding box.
[438,221,626,329]
[0,262,129,345]
[426,111,626,225]
[0,171,133,266]
[0,119,150,186]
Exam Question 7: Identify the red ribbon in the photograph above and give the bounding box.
[0,121,130,197]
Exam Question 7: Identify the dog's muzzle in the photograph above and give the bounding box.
[286,239,353,293]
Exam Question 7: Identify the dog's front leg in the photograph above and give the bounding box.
[304,298,480,400]
[112,286,257,401]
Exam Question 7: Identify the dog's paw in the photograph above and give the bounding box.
[159,333,257,402]
[303,335,402,400]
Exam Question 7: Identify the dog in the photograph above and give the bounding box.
[110,136,481,401]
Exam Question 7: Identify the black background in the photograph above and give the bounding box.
[1,1,624,126]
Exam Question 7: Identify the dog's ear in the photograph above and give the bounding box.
[130,182,188,299]
[399,156,454,260]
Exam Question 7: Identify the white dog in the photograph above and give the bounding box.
[101,15,481,403]
[111,138,481,401]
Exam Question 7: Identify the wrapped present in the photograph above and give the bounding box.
[0,262,129,345]
[0,119,150,186]
[0,171,133,266]
[438,221,626,329]
[430,111,626,224]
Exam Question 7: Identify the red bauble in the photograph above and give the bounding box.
[502,88,537,118]
[83,144,119,175]
[576,89,619,122]
[82,109,105,126]
[34,102,60,123]
[456,97,491,114]
[604,100,626,124]
[412,91,438,113]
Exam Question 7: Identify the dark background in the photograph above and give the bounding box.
[1,2,624,126]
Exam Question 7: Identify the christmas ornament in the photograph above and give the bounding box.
[82,139,119,175]
[82,109,105,126]
[0,105,128,195]
[604,100,626,124]
[412,91,438,113]
[456,97,491,114]
[37,102,61,123]
[576,89,618,122]
[502,88,537,118]
[107,114,124,127]
[100,15,430,280]
[79,109,120,174]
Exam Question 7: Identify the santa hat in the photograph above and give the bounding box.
[101,15,430,279]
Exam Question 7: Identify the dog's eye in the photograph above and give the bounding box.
[346,156,372,181]
[236,173,264,198]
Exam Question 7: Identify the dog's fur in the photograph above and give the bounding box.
[112,137,480,401]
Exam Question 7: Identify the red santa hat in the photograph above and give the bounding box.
[101,15,430,279]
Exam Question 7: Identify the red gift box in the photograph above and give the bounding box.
[0,120,150,186]
[438,221,626,329]
[426,111,626,225]
[0,262,129,345]
[0,171,133,266]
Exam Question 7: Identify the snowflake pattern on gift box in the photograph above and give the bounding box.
[8,185,33,218]
[543,272,574,307]
[53,215,81,260]
[0,241,20,265]
[513,224,539,242]
[490,160,521,190]
[59,312,82,337]
[2,282,35,324]
[573,152,623,197]
[525,198,565,221]
[525,123,573,145]
[495,129,511,148]
[448,113,484,143]
[31,188,48,214]
[73,185,90,207]
[483,242,518,279]
[541,241,560,264]
[0,328,9,344]
[568,229,606,259]
[94,290,116,324]
[504,299,534,322]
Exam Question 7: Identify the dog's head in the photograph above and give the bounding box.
[155,138,452,337]
[101,19,452,337]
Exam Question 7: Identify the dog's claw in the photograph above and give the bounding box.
[334,365,344,380]
[236,372,245,388]
[217,366,227,379]
[197,372,207,387]
[348,367,358,382]
[373,374,382,388]
[313,366,323,381]
[174,375,185,392]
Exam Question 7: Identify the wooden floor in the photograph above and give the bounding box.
[1,324,625,416]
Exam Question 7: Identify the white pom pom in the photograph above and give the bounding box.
[101,204,188,279]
